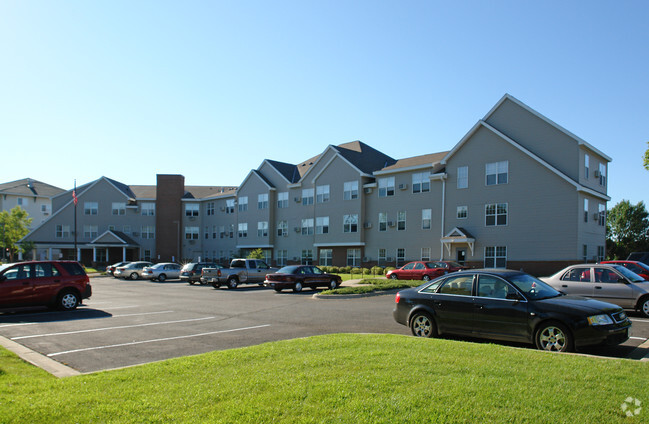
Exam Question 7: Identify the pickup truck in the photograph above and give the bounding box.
[201,259,279,289]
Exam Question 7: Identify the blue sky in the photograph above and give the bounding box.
[1,1,647,207]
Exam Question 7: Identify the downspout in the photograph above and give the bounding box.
[440,177,446,260]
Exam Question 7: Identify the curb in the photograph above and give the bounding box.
[313,288,400,300]
[0,335,80,378]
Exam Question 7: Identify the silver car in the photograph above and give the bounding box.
[141,263,181,282]
[114,261,153,280]
[541,264,649,317]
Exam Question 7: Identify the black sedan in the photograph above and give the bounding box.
[264,265,342,292]
[393,269,631,352]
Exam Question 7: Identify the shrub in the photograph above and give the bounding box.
[370,266,384,276]
[329,266,340,273]
[350,267,362,276]
[361,267,371,276]
[341,266,352,274]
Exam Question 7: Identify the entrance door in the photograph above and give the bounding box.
[456,248,467,265]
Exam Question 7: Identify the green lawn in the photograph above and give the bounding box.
[322,278,422,295]
[1,334,647,423]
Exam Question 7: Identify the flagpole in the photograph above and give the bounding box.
[73,180,77,261]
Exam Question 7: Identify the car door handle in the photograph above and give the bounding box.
[594,286,603,290]
[561,284,568,288]
[433,301,443,307]
[474,304,484,310]
[22,282,30,285]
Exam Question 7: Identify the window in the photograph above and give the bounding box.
[583,245,588,261]
[219,226,226,238]
[112,202,125,215]
[397,211,406,231]
[84,201,98,215]
[485,246,507,268]
[396,248,406,267]
[598,204,606,226]
[379,212,388,231]
[96,249,107,263]
[41,204,47,212]
[457,166,468,189]
[584,199,589,223]
[123,225,131,234]
[343,181,358,200]
[141,226,155,239]
[212,225,217,239]
[237,223,248,238]
[277,220,288,237]
[486,161,508,185]
[258,194,268,209]
[83,225,98,238]
[141,202,155,216]
[301,218,314,235]
[185,226,199,240]
[277,192,288,208]
[228,224,235,238]
[276,250,288,266]
[378,248,387,266]
[185,203,199,217]
[108,225,116,231]
[320,249,332,266]
[55,224,70,238]
[316,185,330,203]
[316,216,329,234]
[347,248,361,267]
[421,247,431,261]
[439,275,474,296]
[343,214,358,233]
[457,206,468,219]
[412,172,430,193]
[599,163,606,186]
[257,221,268,237]
[485,203,507,226]
[238,197,248,212]
[422,209,431,230]
[206,202,215,215]
[225,199,235,214]
[378,177,395,197]
[584,154,589,179]
[597,246,605,262]
[301,249,313,265]
[302,188,314,205]
[17,198,25,206]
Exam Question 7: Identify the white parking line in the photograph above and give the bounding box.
[12,317,215,340]
[0,311,174,328]
[630,318,649,323]
[47,324,271,357]
[630,336,647,341]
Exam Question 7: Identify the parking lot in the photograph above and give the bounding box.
[1,275,648,374]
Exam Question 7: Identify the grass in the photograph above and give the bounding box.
[321,278,422,295]
[1,334,646,423]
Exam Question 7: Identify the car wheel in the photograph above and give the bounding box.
[57,290,80,311]
[188,280,195,285]
[130,272,139,280]
[422,275,430,282]
[390,274,398,280]
[227,277,238,289]
[293,282,303,293]
[639,296,649,318]
[535,322,573,352]
[410,312,437,338]
[158,274,166,282]
[329,279,338,289]
[274,288,282,293]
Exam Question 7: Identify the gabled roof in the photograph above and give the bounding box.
[236,170,275,195]
[105,177,137,199]
[183,186,238,200]
[0,178,64,197]
[264,160,301,184]
[484,94,612,162]
[90,230,139,246]
[333,141,396,175]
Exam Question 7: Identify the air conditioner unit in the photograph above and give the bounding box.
[363,222,372,229]
[388,221,395,227]
[294,197,301,203]
[398,183,408,190]
[364,187,373,194]
[594,170,601,178]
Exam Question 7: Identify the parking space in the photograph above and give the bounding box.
[0,275,647,374]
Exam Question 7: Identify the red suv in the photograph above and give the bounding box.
[0,261,91,310]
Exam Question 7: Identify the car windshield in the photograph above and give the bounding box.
[612,265,645,282]
[0,263,13,273]
[445,261,464,268]
[508,273,562,300]
[277,266,300,274]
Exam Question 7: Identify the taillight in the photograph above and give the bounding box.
[217,270,221,277]
[395,292,401,303]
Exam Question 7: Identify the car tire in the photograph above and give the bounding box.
[390,274,398,280]
[329,279,338,289]
[423,275,431,282]
[409,312,437,338]
[158,274,166,282]
[293,282,303,293]
[535,321,573,352]
[188,280,195,285]
[130,272,139,280]
[57,290,80,311]
[274,288,282,293]
[638,296,649,318]
[227,277,238,289]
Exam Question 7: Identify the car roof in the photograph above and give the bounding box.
[453,268,526,277]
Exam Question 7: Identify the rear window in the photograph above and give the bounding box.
[58,262,87,276]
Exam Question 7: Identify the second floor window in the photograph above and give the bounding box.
[206,202,215,215]
[83,225,98,238]
[301,218,314,235]
[258,194,268,209]
[277,220,288,237]
[422,209,431,230]
[486,203,508,226]
[316,216,329,234]
[598,163,607,186]
[457,206,468,219]
[238,197,248,212]
[397,211,406,231]
[343,181,358,200]
[185,203,199,217]
[238,223,248,238]
[84,202,98,215]
[457,166,468,189]
[379,212,388,231]
[486,161,508,186]
[584,154,589,179]
[412,172,430,193]
[141,202,155,216]
[378,177,395,197]
[277,192,288,208]
[302,189,314,205]
[55,224,70,238]
[185,226,199,240]
[225,199,235,214]
[257,221,268,237]
[343,214,358,233]
[112,202,125,215]
[316,185,330,203]
[141,226,155,239]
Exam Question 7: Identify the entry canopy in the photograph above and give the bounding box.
[441,227,475,256]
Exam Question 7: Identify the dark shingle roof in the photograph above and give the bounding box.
[0,178,64,197]
[333,141,397,175]
[379,151,449,173]
[266,160,301,184]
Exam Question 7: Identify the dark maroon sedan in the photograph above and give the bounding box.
[264,265,342,292]
[386,261,467,281]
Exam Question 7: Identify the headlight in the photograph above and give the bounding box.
[587,314,614,326]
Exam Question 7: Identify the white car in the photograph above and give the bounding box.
[541,264,649,317]
[141,263,182,282]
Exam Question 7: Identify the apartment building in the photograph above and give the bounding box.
[22,94,610,275]
[0,178,64,227]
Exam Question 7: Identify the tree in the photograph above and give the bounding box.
[247,248,265,260]
[606,200,649,259]
[0,206,33,262]
[644,142,649,171]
